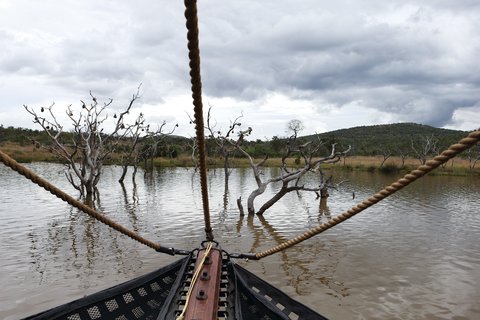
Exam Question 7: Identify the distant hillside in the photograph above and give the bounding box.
[0,122,471,158]
[301,123,469,156]
[0,126,190,146]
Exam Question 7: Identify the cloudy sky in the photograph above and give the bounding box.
[0,0,479,139]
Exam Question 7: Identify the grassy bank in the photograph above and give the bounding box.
[0,142,58,162]
[1,142,478,176]
[337,156,478,176]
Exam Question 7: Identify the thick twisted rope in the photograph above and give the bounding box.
[250,129,480,259]
[0,149,180,255]
[184,0,214,241]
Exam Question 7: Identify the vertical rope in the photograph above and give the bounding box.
[184,0,213,241]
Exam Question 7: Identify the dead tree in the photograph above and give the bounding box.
[379,147,392,168]
[465,142,480,170]
[142,121,178,171]
[234,129,350,215]
[187,136,199,171]
[286,119,305,137]
[118,113,148,183]
[205,106,242,184]
[24,89,140,200]
[397,147,409,168]
[411,134,438,165]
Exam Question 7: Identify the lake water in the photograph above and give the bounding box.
[0,163,479,319]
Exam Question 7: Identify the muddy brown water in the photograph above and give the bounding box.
[1,163,479,319]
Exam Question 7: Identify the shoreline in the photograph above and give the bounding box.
[1,142,478,176]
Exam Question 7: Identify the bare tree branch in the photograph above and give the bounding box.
[232,127,350,215]
[204,106,246,184]
[24,87,143,200]
[411,134,438,165]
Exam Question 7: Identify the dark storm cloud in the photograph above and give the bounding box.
[193,0,480,128]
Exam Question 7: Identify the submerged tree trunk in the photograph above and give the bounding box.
[223,179,229,212]
[255,185,289,215]
[237,197,244,216]
[320,186,329,199]
[223,152,230,184]
[119,166,128,183]
[85,180,95,203]
[132,165,138,182]
[319,197,331,220]
[84,192,94,208]
[247,185,267,215]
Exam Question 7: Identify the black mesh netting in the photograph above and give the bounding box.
[23,256,190,320]
[23,254,328,320]
[230,262,328,320]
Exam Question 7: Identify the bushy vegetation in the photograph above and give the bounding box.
[0,126,52,146]
[303,123,468,157]
[1,122,474,164]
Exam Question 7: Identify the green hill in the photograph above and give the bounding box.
[305,123,469,156]
[0,122,471,158]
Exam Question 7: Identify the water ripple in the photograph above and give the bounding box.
[1,165,479,319]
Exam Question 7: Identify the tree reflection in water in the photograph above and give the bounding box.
[240,212,348,297]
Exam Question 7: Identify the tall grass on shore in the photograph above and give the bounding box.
[2,142,478,176]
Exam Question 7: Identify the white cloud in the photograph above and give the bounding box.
[447,105,480,131]
[0,0,479,139]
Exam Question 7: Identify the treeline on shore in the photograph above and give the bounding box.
[1,123,478,175]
